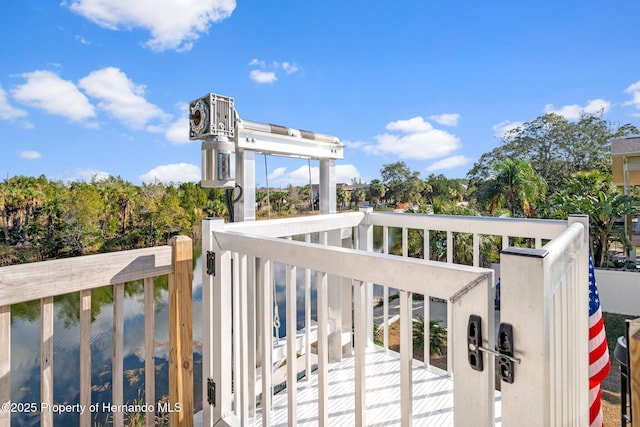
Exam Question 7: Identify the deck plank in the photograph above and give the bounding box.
[257,349,502,426]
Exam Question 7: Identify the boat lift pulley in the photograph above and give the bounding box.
[188,92,344,189]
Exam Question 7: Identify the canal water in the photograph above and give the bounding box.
[8,229,392,426]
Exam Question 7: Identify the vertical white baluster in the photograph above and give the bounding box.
[286,264,297,426]
[41,296,54,427]
[304,234,312,380]
[446,231,454,375]
[473,233,480,267]
[80,289,92,427]
[112,284,124,427]
[383,226,389,351]
[317,271,329,427]
[237,254,249,423]
[143,279,155,427]
[0,305,9,427]
[402,227,408,257]
[399,290,413,427]
[232,253,240,417]
[354,280,366,426]
[423,229,430,369]
[258,259,273,427]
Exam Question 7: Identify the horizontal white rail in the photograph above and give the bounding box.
[369,212,567,240]
[217,231,488,297]
[208,216,496,427]
[224,212,364,237]
[0,245,173,305]
[0,238,193,427]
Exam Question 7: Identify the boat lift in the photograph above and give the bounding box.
[190,92,353,365]
[189,92,344,221]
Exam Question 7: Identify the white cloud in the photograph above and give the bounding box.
[492,120,524,138]
[342,140,367,149]
[250,70,277,84]
[385,116,433,133]
[140,163,200,183]
[249,58,299,83]
[281,62,299,75]
[249,58,266,67]
[75,35,92,45]
[20,150,42,160]
[76,168,110,181]
[0,86,28,120]
[267,164,361,187]
[67,0,236,51]
[165,117,190,144]
[428,113,460,127]
[12,70,96,122]
[267,167,287,181]
[543,98,610,120]
[78,67,168,129]
[425,155,471,172]
[624,81,640,115]
[363,116,461,160]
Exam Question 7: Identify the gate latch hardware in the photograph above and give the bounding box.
[207,378,216,406]
[467,315,484,371]
[467,315,521,383]
[497,323,517,384]
[206,251,216,276]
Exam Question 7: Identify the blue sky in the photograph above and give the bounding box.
[1,1,640,187]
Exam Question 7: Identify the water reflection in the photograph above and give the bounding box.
[10,245,203,426]
[9,230,389,426]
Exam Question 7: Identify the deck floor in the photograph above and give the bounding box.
[258,348,502,426]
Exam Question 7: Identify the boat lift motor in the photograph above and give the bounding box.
[189,92,344,218]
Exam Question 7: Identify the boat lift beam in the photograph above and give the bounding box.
[188,92,344,220]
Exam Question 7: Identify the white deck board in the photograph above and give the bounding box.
[256,348,502,426]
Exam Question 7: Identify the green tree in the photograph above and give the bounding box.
[367,179,386,206]
[380,161,424,205]
[351,187,365,209]
[549,171,640,266]
[336,187,351,212]
[479,158,547,218]
[60,182,105,255]
[468,112,639,196]
[424,174,466,203]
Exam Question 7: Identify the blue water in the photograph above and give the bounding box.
[8,230,389,426]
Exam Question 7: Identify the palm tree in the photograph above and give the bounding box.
[485,158,547,218]
[549,170,640,266]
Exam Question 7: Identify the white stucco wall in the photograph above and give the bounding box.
[595,269,640,316]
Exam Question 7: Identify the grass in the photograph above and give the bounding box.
[602,311,632,394]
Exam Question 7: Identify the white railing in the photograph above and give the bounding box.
[0,236,194,427]
[201,211,589,427]
[203,213,495,427]
[500,216,589,426]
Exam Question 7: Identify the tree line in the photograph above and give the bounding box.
[375,112,640,268]
[1,111,639,267]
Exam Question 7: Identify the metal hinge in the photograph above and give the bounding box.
[207,378,216,406]
[206,251,216,276]
[467,315,521,383]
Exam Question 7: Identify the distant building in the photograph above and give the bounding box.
[611,136,640,251]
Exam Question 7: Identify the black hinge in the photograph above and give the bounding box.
[206,251,216,276]
[497,323,515,384]
[467,315,484,372]
[207,378,216,406]
[467,315,521,383]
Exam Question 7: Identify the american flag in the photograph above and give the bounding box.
[588,254,610,427]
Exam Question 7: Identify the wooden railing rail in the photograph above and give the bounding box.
[0,236,193,427]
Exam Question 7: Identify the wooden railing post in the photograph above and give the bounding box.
[169,236,193,427]
[0,305,10,427]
